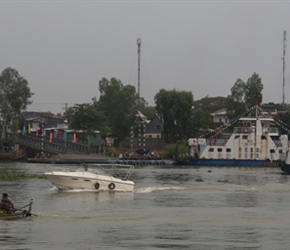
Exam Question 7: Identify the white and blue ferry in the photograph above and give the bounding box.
[178,106,290,167]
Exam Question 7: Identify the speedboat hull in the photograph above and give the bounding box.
[44,171,135,192]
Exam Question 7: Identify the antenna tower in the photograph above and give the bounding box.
[137,38,142,105]
[282,30,287,104]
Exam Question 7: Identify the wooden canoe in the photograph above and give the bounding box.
[0,199,33,220]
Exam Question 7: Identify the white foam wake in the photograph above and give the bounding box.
[135,186,186,193]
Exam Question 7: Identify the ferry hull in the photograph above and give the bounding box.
[177,159,281,167]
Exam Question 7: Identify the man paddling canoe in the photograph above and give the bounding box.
[0,193,15,214]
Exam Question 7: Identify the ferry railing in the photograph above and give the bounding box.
[206,139,228,146]
[233,127,279,134]
[233,127,251,133]
[262,127,279,134]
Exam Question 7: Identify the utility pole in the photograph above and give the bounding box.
[282,30,287,104]
[62,103,68,115]
[137,38,142,105]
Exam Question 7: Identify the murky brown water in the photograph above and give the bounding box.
[0,162,290,250]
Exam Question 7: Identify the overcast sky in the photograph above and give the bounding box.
[1,0,290,114]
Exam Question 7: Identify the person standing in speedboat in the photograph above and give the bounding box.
[0,193,15,214]
[82,161,88,171]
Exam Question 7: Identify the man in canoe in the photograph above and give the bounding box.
[0,193,15,214]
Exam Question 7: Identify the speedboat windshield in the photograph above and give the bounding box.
[74,164,134,180]
[75,167,112,176]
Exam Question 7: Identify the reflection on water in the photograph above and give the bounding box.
[49,188,134,200]
[155,172,193,183]
[1,163,290,249]
[0,220,33,250]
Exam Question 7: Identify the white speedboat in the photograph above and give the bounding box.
[44,164,135,192]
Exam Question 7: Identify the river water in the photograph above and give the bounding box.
[0,162,290,250]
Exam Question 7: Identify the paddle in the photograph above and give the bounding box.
[15,203,31,210]
[13,208,38,217]
[14,199,37,216]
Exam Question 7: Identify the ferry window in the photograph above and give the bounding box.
[209,148,214,152]
[218,148,222,152]
[270,149,275,153]
[226,148,231,152]
[242,135,247,140]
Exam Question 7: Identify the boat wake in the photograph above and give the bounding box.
[136,186,187,193]
[49,186,99,192]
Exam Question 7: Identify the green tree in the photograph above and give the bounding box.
[190,108,214,138]
[227,73,263,120]
[245,72,263,106]
[229,78,246,103]
[98,77,137,147]
[62,106,75,128]
[193,96,228,114]
[67,103,110,142]
[0,67,33,139]
[139,106,156,120]
[155,89,194,143]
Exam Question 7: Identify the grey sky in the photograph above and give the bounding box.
[0,0,289,114]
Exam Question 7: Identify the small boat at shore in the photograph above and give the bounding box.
[279,149,290,174]
[44,164,135,192]
[0,199,33,220]
[177,104,290,167]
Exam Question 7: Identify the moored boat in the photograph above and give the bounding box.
[0,199,33,220]
[279,147,290,174]
[44,164,135,192]
[177,105,290,167]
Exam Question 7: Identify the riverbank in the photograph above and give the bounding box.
[27,152,115,164]
[26,153,175,165]
[1,148,175,165]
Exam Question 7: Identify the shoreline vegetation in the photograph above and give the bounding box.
[0,172,46,180]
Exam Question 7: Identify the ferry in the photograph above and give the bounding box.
[177,105,290,167]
